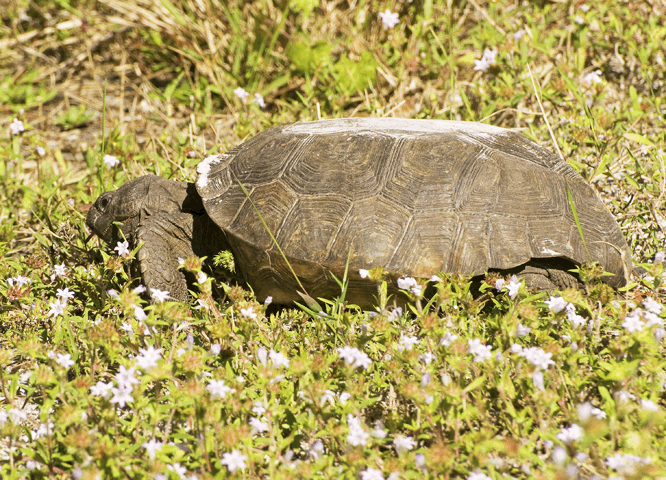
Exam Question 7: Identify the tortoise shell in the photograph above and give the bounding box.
[196,118,631,304]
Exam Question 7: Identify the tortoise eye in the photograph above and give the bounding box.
[98,196,110,213]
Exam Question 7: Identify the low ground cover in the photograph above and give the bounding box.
[1,0,665,478]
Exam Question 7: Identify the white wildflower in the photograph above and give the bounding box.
[337,346,372,369]
[142,438,162,460]
[103,154,120,169]
[439,331,458,346]
[378,9,399,29]
[207,379,231,399]
[393,435,417,455]
[467,338,492,362]
[545,296,568,313]
[253,93,265,108]
[268,349,290,368]
[643,297,663,315]
[57,287,75,303]
[10,118,24,135]
[506,275,521,299]
[114,241,130,257]
[234,87,250,103]
[397,335,419,352]
[361,467,385,480]
[519,347,555,370]
[90,381,113,398]
[622,311,645,332]
[516,323,531,337]
[582,70,602,86]
[48,299,66,318]
[150,288,170,302]
[55,353,75,368]
[347,414,370,447]
[54,263,68,277]
[135,346,162,371]
[556,424,584,444]
[249,416,269,434]
[473,48,497,72]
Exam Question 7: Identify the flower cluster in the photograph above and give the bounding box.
[337,346,372,369]
[347,414,370,446]
[622,298,664,338]
[397,276,422,296]
[467,338,492,363]
[517,346,555,370]
[606,454,652,476]
[90,347,162,408]
[545,296,587,328]
[577,402,606,420]
[257,347,290,369]
[7,274,31,288]
[397,334,419,352]
[494,275,522,299]
[321,389,351,406]
[48,287,75,318]
[234,87,265,108]
[556,423,584,444]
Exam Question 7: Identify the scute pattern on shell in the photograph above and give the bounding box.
[196,118,631,304]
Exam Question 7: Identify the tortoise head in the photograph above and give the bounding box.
[87,175,202,246]
[86,175,162,245]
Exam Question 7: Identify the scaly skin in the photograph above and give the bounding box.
[86,175,228,301]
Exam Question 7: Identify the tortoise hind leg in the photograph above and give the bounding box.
[504,258,583,292]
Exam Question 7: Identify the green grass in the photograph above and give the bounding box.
[1,0,666,478]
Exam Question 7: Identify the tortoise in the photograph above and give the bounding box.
[86,118,632,306]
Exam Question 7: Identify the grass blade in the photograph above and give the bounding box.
[235,178,308,295]
[566,182,591,262]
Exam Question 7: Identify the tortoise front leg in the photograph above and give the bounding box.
[136,212,198,301]
[135,212,229,301]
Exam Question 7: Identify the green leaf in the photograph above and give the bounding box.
[463,375,486,393]
[286,40,331,75]
[499,369,516,399]
[333,51,376,95]
[596,359,641,381]
[290,0,318,17]
[623,132,654,146]
[213,250,235,273]
[598,385,615,408]
[33,231,50,248]
[164,71,186,99]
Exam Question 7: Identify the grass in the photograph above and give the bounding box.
[1,0,665,478]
